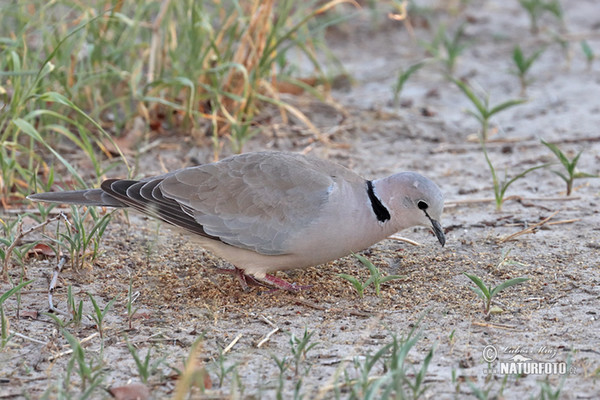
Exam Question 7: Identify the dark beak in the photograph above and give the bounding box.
[431,219,446,247]
[430,218,446,247]
[422,209,446,247]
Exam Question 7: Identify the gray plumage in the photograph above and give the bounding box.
[28,151,445,289]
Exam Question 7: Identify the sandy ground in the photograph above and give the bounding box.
[1,0,600,398]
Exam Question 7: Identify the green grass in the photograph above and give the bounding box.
[338,253,405,298]
[392,61,426,104]
[512,45,545,95]
[55,206,112,270]
[518,0,564,34]
[0,0,352,206]
[581,40,595,69]
[541,139,598,196]
[464,250,530,318]
[452,77,526,142]
[340,319,435,399]
[125,338,164,384]
[420,24,467,73]
[481,141,548,210]
[0,279,34,349]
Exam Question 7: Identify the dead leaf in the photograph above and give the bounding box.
[275,77,318,95]
[28,243,56,258]
[108,383,150,400]
[20,310,38,320]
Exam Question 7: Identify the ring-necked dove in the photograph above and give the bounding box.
[28,151,445,290]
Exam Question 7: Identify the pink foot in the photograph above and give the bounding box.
[215,267,310,291]
[257,274,312,292]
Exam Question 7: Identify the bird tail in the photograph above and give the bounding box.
[27,189,126,207]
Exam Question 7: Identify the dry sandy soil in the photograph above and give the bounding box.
[1,0,599,398]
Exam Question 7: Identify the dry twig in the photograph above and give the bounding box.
[498,211,561,243]
[48,255,69,317]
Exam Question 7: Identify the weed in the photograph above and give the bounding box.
[393,61,426,104]
[481,142,548,210]
[541,139,598,196]
[512,45,545,95]
[55,206,112,270]
[421,24,467,73]
[518,0,564,34]
[87,293,116,341]
[1,1,351,204]
[126,278,140,330]
[67,285,84,326]
[215,350,238,388]
[518,0,545,33]
[581,40,595,70]
[537,354,570,399]
[463,264,529,318]
[62,329,105,394]
[0,279,33,348]
[466,378,494,400]
[343,321,434,399]
[272,354,290,400]
[289,328,319,377]
[452,77,526,141]
[125,338,164,384]
[348,341,394,397]
[543,0,564,25]
[338,253,405,298]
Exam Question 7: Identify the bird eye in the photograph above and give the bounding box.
[417,200,428,210]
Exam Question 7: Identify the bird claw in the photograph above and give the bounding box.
[215,267,310,292]
[257,274,312,292]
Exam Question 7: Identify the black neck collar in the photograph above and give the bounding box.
[366,180,391,223]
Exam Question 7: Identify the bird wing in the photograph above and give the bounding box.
[159,152,358,255]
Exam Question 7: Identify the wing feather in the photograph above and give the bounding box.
[159,152,358,255]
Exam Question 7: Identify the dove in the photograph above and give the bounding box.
[28,151,445,290]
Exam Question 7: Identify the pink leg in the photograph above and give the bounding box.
[215,266,310,291]
[256,274,312,291]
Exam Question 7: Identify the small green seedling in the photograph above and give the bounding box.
[216,350,238,388]
[62,329,105,393]
[271,353,289,397]
[440,24,468,73]
[518,0,563,34]
[512,45,545,95]
[543,0,564,24]
[581,40,595,70]
[452,78,526,141]
[537,354,570,399]
[126,278,140,330]
[463,273,529,317]
[289,328,318,377]
[0,279,33,348]
[541,139,598,195]
[87,293,116,340]
[67,285,84,326]
[482,143,548,210]
[421,24,467,73]
[344,318,434,399]
[393,61,425,104]
[338,253,405,298]
[518,0,545,33]
[59,207,111,270]
[126,338,163,383]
